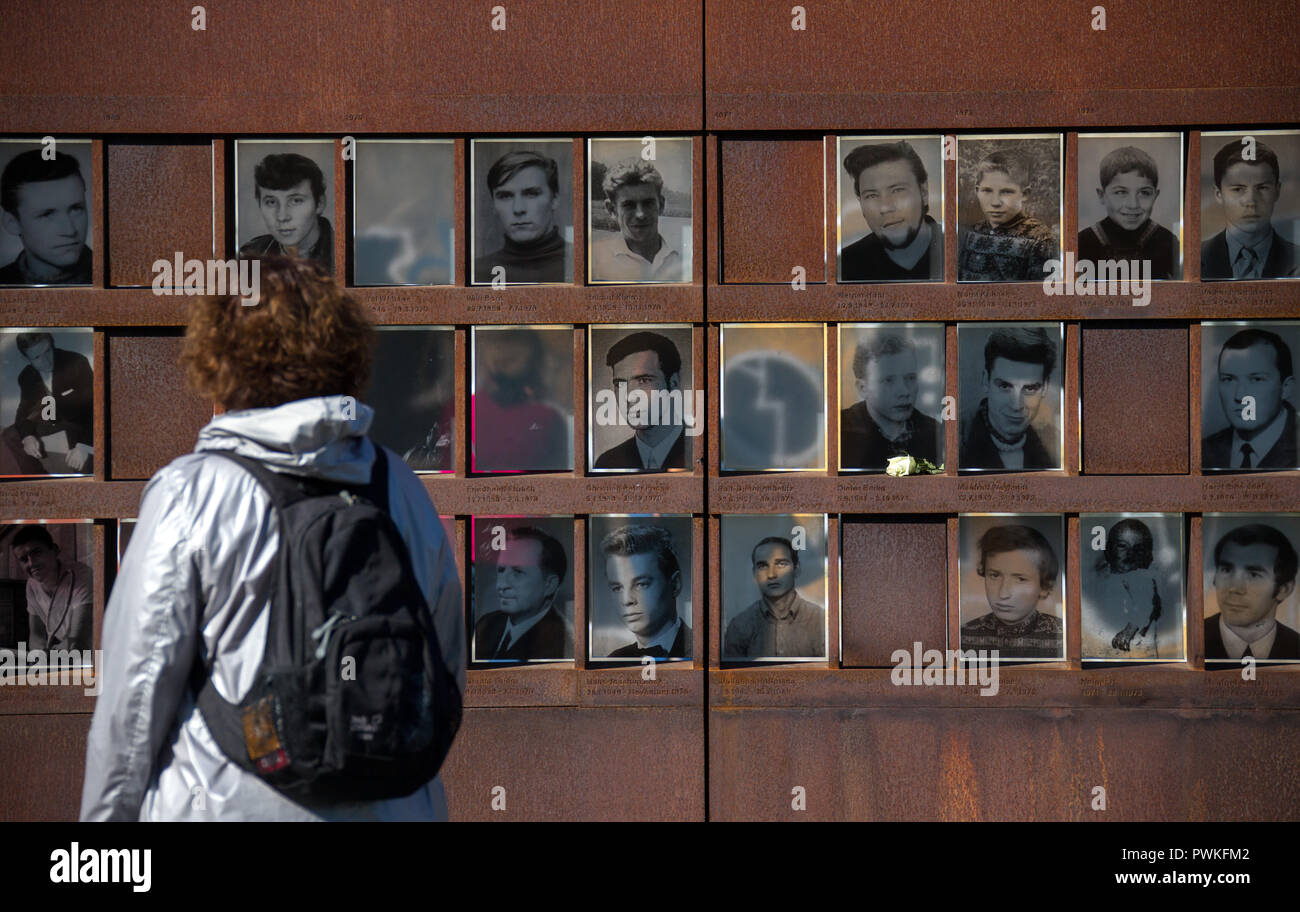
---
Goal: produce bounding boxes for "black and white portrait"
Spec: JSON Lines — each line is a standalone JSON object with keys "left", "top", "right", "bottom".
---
{"left": 956, "top": 135, "right": 1062, "bottom": 283}
{"left": 838, "top": 322, "right": 945, "bottom": 472}
{"left": 235, "top": 139, "right": 335, "bottom": 272}
{"left": 352, "top": 139, "right": 454, "bottom": 285}
{"left": 1080, "top": 513, "right": 1185, "bottom": 661}
{"left": 471, "top": 138, "right": 573, "bottom": 285}
{"left": 1201, "top": 321, "right": 1300, "bottom": 471}
{"left": 1199, "top": 130, "right": 1300, "bottom": 281}
{"left": 470, "top": 515, "right": 575, "bottom": 663}
{"left": 0, "top": 327, "right": 94, "bottom": 478}
{"left": 588, "top": 137, "right": 692, "bottom": 284}
{"left": 720, "top": 323, "right": 826, "bottom": 471}
{"left": 471, "top": 325, "right": 573, "bottom": 473}
{"left": 959, "top": 514, "right": 1065, "bottom": 662}
{"left": 1077, "top": 133, "right": 1184, "bottom": 280}
{"left": 589, "top": 514, "right": 693, "bottom": 661}
{"left": 721, "top": 513, "right": 828, "bottom": 662}
{"left": 366, "top": 326, "right": 455, "bottom": 474}
{"left": 1203, "top": 513, "right": 1300, "bottom": 663}
{"left": 958, "top": 322, "right": 1064, "bottom": 472}
{"left": 0, "top": 139, "right": 93, "bottom": 287}
{"left": 588, "top": 324, "right": 694, "bottom": 473}
{"left": 0, "top": 520, "right": 94, "bottom": 657}
{"left": 836, "top": 135, "right": 944, "bottom": 283}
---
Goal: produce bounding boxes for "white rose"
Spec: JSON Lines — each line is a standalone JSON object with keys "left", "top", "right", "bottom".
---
{"left": 885, "top": 455, "right": 916, "bottom": 477}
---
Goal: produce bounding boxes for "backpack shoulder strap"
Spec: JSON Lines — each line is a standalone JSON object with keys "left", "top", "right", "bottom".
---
{"left": 365, "top": 444, "right": 391, "bottom": 512}
{"left": 205, "top": 449, "right": 307, "bottom": 511}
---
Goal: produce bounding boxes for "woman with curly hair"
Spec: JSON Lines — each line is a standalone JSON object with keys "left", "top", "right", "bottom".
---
{"left": 81, "top": 257, "right": 464, "bottom": 821}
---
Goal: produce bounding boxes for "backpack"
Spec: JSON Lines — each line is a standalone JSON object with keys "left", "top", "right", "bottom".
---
{"left": 193, "top": 446, "right": 462, "bottom": 802}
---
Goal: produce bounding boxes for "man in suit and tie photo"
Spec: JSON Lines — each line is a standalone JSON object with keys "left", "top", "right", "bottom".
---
{"left": 598, "top": 524, "right": 692, "bottom": 660}
{"left": 1205, "top": 523, "right": 1299, "bottom": 661}
{"left": 474, "top": 526, "right": 572, "bottom": 662}
{"left": 1202, "top": 327, "right": 1299, "bottom": 471}
{"left": 1201, "top": 138, "right": 1299, "bottom": 280}
{"left": 592, "top": 330, "right": 688, "bottom": 472}
{"left": 0, "top": 331, "right": 94, "bottom": 476}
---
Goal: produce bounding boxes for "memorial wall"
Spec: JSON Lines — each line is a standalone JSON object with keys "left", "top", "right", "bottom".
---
{"left": 0, "top": 0, "right": 1298, "bottom": 821}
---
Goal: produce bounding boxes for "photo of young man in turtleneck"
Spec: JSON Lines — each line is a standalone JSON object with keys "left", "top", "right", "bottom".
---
{"left": 472, "top": 144, "right": 572, "bottom": 285}
{"left": 959, "top": 324, "right": 1063, "bottom": 472}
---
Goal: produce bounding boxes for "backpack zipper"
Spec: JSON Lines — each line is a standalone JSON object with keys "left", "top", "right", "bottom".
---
{"left": 310, "top": 612, "right": 355, "bottom": 660}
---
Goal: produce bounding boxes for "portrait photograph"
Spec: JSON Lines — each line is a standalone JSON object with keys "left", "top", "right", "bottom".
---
{"left": 0, "top": 520, "right": 95, "bottom": 661}
{"left": 836, "top": 135, "right": 945, "bottom": 283}
{"left": 1199, "top": 130, "right": 1300, "bottom": 281}
{"left": 0, "top": 327, "right": 94, "bottom": 478}
{"left": 1203, "top": 513, "right": 1300, "bottom": 663}
{"left": 471, "top": 138, "right": 574, "bottom": 286}
{"left": 958, "top": 513, "right": 1066, "bottom": 662}
{"left": 588, "top": 324, "right": 694, "bottom": 473}
{"left": 352, "top": 139, "right": 454, "bottom": 286}
{"left": 588, "top": 514, "right": 693, "bottom": 662}
{"left": 588, "top": 137, "right": 692, "bottom": 284}
{"left": 837, "top": 322, "right": 945, "bottom": 472}
{"left": 1077, "top": 133, "right": 1184, "bottom": 280}
{"left": 957, "top": 322, "right": 1064, "bottom": 473}
{"left": 1201, "top": 321, "right": 1300, "bottom": 471}
{"left": 0, "top": 138, "right": 94, "bottom": 287}
{"left": 471, "top": 325, "right": 573, "bottom": 474}
{"left": 956, "top": 134, "right": 1062, "bottom": 283}
{"left": 720, "top": 323, "right": 826, "bottom": 472}
{"left": 470, "top": 515, "right": 575, "bottom": 664}
{"left": 721, "top": 513, "right": 828, "bottom": 662}
{"left": 234, "top": 139, "right": 335, "bottom": 272}
{"left": 1080, "top": 513, "right": 1186, "bottom": 662}
{"left": 366, "top": 326, "right": 455, "bottom": 474}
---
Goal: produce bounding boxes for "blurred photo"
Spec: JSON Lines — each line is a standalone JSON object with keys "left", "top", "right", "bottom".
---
{"left": 1081, "top": 514, "right": 1185, "bottom": 661}
{"left": 721, "top": 324, "right": 826, "bottom": 471}
{"left": 353, "top": 139, "right": 454, "bottom": 285}
{"left": 472, "top": 325, "right": 572, "bottom": 473}
{"left": 366, "top": 327, "right": 455, "bottom": 473}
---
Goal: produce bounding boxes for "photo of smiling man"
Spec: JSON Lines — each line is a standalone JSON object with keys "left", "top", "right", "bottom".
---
{"left": 959, "top": 514, "right": 1066, "bottom": 662}
{"left": 1077, "top": 134, "right": 1183, "bottom": 280}
{"left": 589, "top": 515, "right": 693, "bottom": 661}
{"left": 837, "top": 136, "right": 944, "bottom": 282}
{"left": 235, "top": 140, "right": 334, "bottom": 272}
{"left": 472, "top": 139, "right": 573, "bottom": 285}
{"left": 0, "top": 140, "right": 93, "bottom": 287}
{"left": 1200, "top": 130, "right": 1300, "bottom": 280}
{"left": 958, "top": 323, "right": 1064, "bottom": 472}
{"left": 1203, "top": 514, "right": 1300, "bottom": 663}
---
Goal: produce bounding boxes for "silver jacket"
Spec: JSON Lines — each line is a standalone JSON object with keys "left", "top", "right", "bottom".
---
{"left": 80, "top": 396, "right": 467, "bottom": 821}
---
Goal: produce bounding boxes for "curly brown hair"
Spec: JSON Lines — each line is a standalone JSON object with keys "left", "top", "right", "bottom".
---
{"left": 180, "top": 257, "right": 372, "bottom": 411}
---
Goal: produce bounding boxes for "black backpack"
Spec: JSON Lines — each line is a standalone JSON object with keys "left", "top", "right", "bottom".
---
{"left": 193, "top": 446, "right": 462, "bottom": 802}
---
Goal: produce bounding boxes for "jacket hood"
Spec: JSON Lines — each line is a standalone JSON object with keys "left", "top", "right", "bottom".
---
{"left": 195, "top": 395, "right": 376, "bottom": 484}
